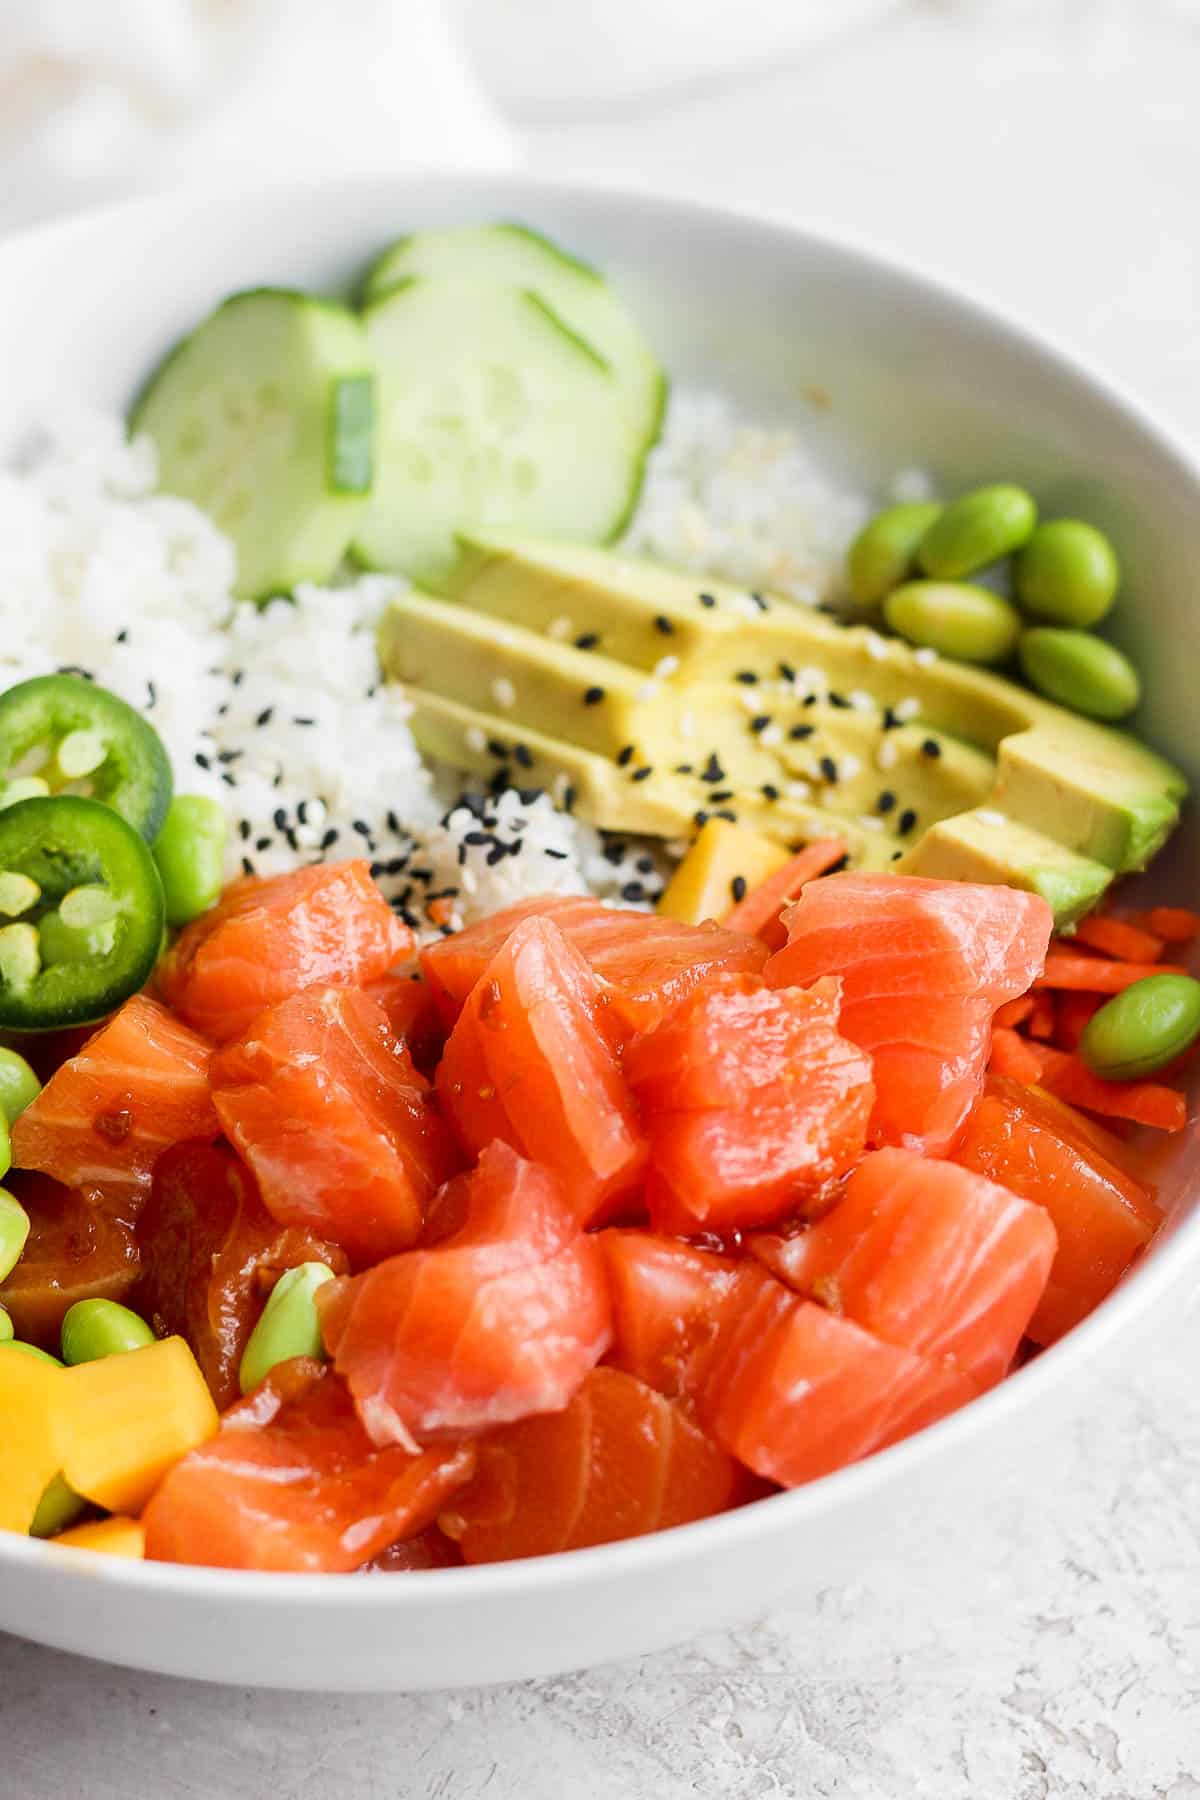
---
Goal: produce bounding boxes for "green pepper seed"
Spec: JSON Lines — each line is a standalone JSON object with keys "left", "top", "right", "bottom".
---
{"left": 0, "top": 872, "right": 40, "bottom": 917}
{"left": 917, "top": 483, "right": 1037, "bottom": 578}
{"left": 0, "top": 1047, "right": 41, "bottom": 1124}
{"left": 30, "top": 1473, "right": 86, "bottom": 1539}
{"left": 1018, "top": 627, "right": 1140, "bottom": 720}
{"left": 37, "top": 907, "right": 117, "bottom": 968}
{"left": 0, "top": 1305, "right": 12, "bottom": 1343}
{"left": 1079, "top": 974, "right": 1200, "bottom": 1082}
{"left": 883, "top": 580, "right": 1021, "bottom": 665}
{"left": 0, "top": 777, "right": 50, "bottom": 810}
{"left": 1, "top": 1340, "right": 62, "bottom": 1364}
{"left": 55, "top": 729, "right": 108, "bottom": 781}
{"left": 0, "top": 1188, "right": 29, "bottom": 1282}
{"left": 845, "top": 501, "right": 943, "bottom": 608}
{"left": 1013, "top": 519, "right": 1120, "bottom": 627}
{"left": 153, "top": 795, "right": 228, "bottom": 928}
{"left": 239, "top": 1262, "right": 336, "bottom": 1396}
{"left": 59, "top": 883, "right": 119, "bottom": 931}
{"left": 0, "top": 921, "right": 41, "bottom": 991}
{"left": 60, "top": 1297, "right": 156, "bottom": 1365}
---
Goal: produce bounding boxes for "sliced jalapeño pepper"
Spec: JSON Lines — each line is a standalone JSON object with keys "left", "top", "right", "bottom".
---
{"left": 0, "top": 675, "right": 172, "bottom": 842}
{"left": 0, "top": 795, "right": 164, "bottom": 1031}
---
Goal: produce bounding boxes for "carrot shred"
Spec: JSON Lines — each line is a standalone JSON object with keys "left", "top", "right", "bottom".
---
{"left": 724, "top": 837, "right": 847, "bottom": 952}
{"left": 1132, "top": 906, "right": 1200, "bottom": 944}
{"left": 1054, "top": 991, "right": 1102, "bottom": 1052}
{"left": 1026, "top": 993, "right": 1057, "bottom": 1039}
{"left": 1073, "top": 916, "right": 1164, "bottom": 964}
{"left": 1034, "top": 951, "right": 1188, "bottom": 994}
{"left": 1030, "top": 1043, "right": 1188, "bottom": 1132}
{"left": 988, "top": 1027, "right": 1042, "bottom": 1085}
{"left": 993, "top": 996, "right": 1034, "bottom": 1030}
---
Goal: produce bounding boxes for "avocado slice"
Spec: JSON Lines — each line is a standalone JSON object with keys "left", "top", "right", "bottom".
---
{"left": 899, "top": 810, "right": 1112, "bottom": 927}
{"left": 993, "top": 722, "right": 1187, "bottom": 872}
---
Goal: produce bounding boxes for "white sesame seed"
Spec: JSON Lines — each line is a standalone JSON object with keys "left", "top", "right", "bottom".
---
{"left": 856, "top": 814, "right": 887, "bottom": 833}
{"left": 679, "top": 711, "right": 697, "bottom": 739}
{"left": 465, "top": 725, "right": 487, "bottom": 753}
{"left": 491, "top": 677, "right": 516, "bottom": 709}
{"left": 895, "top": 696, "right": 921, "bottom": 721}
{"left": 786, "top": 779, "right": 813, "bottom": 801}
{"left": 797, "top": 666, "right": 824, "bottom": 691}
{"left": 295, "top": 823, "right": 321, "bottom": 849}
{"left": 547, "top": 616, "right": 573, "bottom": 641}
{"left": 759, "top": 724, "right": 783, "bottom": 748}
{"left": 460, "top": 866, "right": 479, "bottom": 894}
{"left": 864, "top": 631, "right": 889, "bottom": 661}
{"left": 665, "top": 838, "right": 691, "bottom": 859}
{"left": 914, "top": 646, "right": 939, "bottom": 666}
{"left": 495, "top": 628, "right": 517, "bottom": 650}
{"left": 976, "top": 808, "right": 1007, "bottom": 828}
{"left": 876, "top": 740, "right": 899, "bottom": 770}
{"left": 738, "top": 689, "right": 761, "bottom": 714}
{"left": 848, "top": 689, "right": 876, "bottom": 712}
{"left": 653, "top": 654, "right": 680, "bottom": 679}
{"left": 733, "top": 593, "right": 761, "bottom": 618}
{"left": 636, "top": 680, "right": 660, "bottom": 703}
{"left": 839, "top": 753, "right": 862, "bottom": 780}
{"left": 552, "top": 772, "right": 570, "bottom": 804}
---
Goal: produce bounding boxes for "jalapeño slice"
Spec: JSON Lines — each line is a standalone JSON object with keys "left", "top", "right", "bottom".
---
{"left": 0, "top": 675, "right": 172, "bottom": 842}
{"left": 0, "top": 796, "right": 165, "bottom": 1031}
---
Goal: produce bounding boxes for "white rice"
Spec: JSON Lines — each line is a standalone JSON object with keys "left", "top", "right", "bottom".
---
{"left": 0, "top": 393, "right": 884, "bottom": 930}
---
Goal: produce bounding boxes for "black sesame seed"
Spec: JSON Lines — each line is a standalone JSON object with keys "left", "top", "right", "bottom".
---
{"left": 616, "top": 745, "right": 635, "bottom": 768}
{"left": 385, "top": 857, "right": 408, "bottom": 876}
{"left": 731, "top": 875, "right": 748, "bottom": 903}
{"left": 583, "top": 686, "right": 605, "bottom": 706}
{"left": 232, "top": 670, "right": 244, "bottom": 687}
{"left": 694, "top": 809, "right": 710, "bottom": 828}
{"left": 631, "top": 766, "right": 653, "bottom": 783}
{"left": 778, "top": 662, "right": 796, "bottom": 682}
{"left": 221, "top": 773, "right": 237, "bottom": 789}
{"left": 241, "top": 856, "right": 255, "bottom": 877}
{"left": 828, "top": 691, "right": 850, "bottom": 709}
{"left": 352, "top": 820, "right": 373, "bottom": 839}
{"left": 575, "top": 632, "right": 600, "bottom": 650}
{"left": 898, "top": 808, "right": 918, "bottom": 835}
{"left": 891, "top": 850, "right": 904, "bottom": 862}
{"left": 674, "top": 762, "right": 694, "bottom": 775}
{"left": 621, "top": 881, "right": 646, "bottom": 902}
{"left": 882, "top": 706, "right": 901, "bottom": 731}
{"left": 921, "top": 737, "right": 942, "bottom": 758}
{"left": 273, "top": 808, "right": 288, "bottom": 831}
{"left": 488, "top": 767, "right": 511, "bottom": 795}
{"left": 761, "top": 783, "right": 780, "bottom": 801}
{"left": 830, "top": 854, "right": 851, "bottom": 874}
{"left": 803, "top": 694, "right": 818, "bottom": 708}
{"left": 256, "top": 706, "right": 274, "bottom": 727}
{"left": 709, "top": 789, "right": 735, "bottom": 803}
{"left": 735, "top": 671, "right": 759, "bottom": 686}
{"left": 321, "top": 828, "right": 339, "bottom": 849}
{"left": 563, "top": 785, "right": 577, "bottom": 813}
{"left": 217, "top": 749, "right": 242, "bottom": 764}
{"left": 654, "top": 615, "right": 675, "bottom": 635}
{"left": 603, "top": 842, "right": 627, "bottom": 866}
{"left": 701, "top": 753, "right": 725, "bottom": 785}
{"left": 145, "top": 680, "right": 158, "bottom": 710}
{"left": 486, "top": 844, "right": 506, "bottom": 867}
{"left": 194, "top": 752, "right": 210, "bottom": 770}
{"left": 819, "top": 755, "right": 839, "bottom": 783}
{"left": 751, "top": 591, "right": 769, "bottom": 613}
{"left": 877, "top": 790, "right": 897, "bottom": 815}
{"left": 255, "top": 836, "right": 272, "bottom": 853}
{"left": 487, "top": 738, "right": 508, "bottom": 759}
{"left": 517, "top": 787, "right": 543, "bottom": 807}
{"left": 749, "top": 714, "right": 772, "bottom": 735}
{"left": 636, "top": 856, "right": 655, "bottom": 875}
{"left": 56, "top": 665, "right": 94, "bottom": 681}
{"left": 386, "top": 809, "right": 401, "bottom": 834}
{"left": 370, "top": 861, "right": 385, "bottom": 878}
{"left": 238, "top": 820, "right": 251, "bottom": 841}
{"left": 698, "top": 592, "right": 717, "bottom": 609}
{"left": 513, "top": 744, "right": 533, "bottom": 769}
{"left": 293, "top": 716, "right": 316, "bottom": 727}
{"left": 217, "top": 703, "right": 229, "bottom": 717}
{"left": 115, "top": 629, "right": 129, "bottom": 645}
{"left": 789, "top": 724, "right": 815, "bottom": 741}
{"left": 714, "top": 809, "right": 738, "bottom": 823}
{"left": 544, "top": 847, "right": 570, "bottom": 860}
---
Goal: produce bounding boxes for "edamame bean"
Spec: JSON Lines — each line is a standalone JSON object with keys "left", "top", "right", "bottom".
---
{"left": 30, "top": 1473, "right": 86, "bottom": 1539}
{"left": 883, "top": 580, "right": 1021, "bottom": 665}
{"left": 0, "top": 1116, "right": 10, "bottom": 1183}
{"left": 0, "top": 1047, "right": 40, "bottom": 1124}
{"left": 60, "top": 1297, "right": 155, "bottom": 1365}
{"left": 0, "top": 1187, "right": 29, "bottom": 1282}
{"left": 845, "top": 501, "right": 943, "bottom": 608}
{"left": 1013, "top": 519, "right": 1119, "bottom": 627}
{"left": 1, "top": 1340, "right": 62, "bottom": 1364}
{"left": 1019, "top": 627, "right": 1140, "bottom": 720}
{"left": 0, "top": 1305, "right": 12, "bottom": 1343}
{"left": 152, "top": 795, "right": 227, "bottom": 928}
{"left": 1079, "top": 973, "right": 1200, "bottom": 1081}
{"left": 239, "top": 1261, "right": 335, "bottom": 1395}
{"left": 917, "top": 483, "right": 1037, "bottom": 578}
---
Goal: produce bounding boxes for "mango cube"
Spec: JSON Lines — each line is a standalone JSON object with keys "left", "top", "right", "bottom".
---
{"left": 658, "top": 819, "right": 790, "bottom": 925}
{"left": 0, "top": 1349, "right": 65, "bottom": 1534}
{"left": 59, "top": 1336, "right": 218, "bottom": 1515}
{"left": 54, "top": 1515, "right": 146, "bottom": 1558}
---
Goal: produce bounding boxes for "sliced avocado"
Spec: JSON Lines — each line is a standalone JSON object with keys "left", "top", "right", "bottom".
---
{"left": 899, "top": 809, "right": 1112, "bottom": 926}
{"left": 993, "top": 722, "right": 1187, "bottom": 873}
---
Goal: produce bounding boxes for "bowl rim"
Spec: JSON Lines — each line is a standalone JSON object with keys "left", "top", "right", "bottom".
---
{"left": 1, "top": 167, "right": 1197, "bottom": 1607}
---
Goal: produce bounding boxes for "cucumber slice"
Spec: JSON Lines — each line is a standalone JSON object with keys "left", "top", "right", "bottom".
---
{"left": 131, "top": 289, "right": 375, "bottom": 601}
{"left": 352, "top": 278, "right": 649, "bottom": 588}
{"left": 362, "top": 223, "right": 666, "bottom": 449}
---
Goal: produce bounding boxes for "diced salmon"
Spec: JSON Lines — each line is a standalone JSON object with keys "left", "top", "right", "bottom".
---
{"left": 361, "top": 972, "right": 446, "bottom": 1077}
{"left": 599, "top": 1230, "right": 746, "bottom": 1404}
{"left": 142, "top": 1359, "right": 474, "bottom": 1573}
{"left": 439, "top": 1367, "right": 753, "bottom": 1563}
{"left": 159, "top": 861, "right": 412, "bottom": 1043}
{"left": 954, "top": 1076, "right": 1162, "bottom": 1343}
{"left": 421, "top": 893, "right": 768, "bottom": 1040}
{"left": 210, "top": 987, "right": 456, "bottom": 1267}
{"left": 702, "top": 1277, "right": 977, "bottom": 1488}
{"left": 435, "top": 917, "right": 646, "bottom": 1224}
{"left": 0, "top": 1173, "right": 140, "bottom": 1350}
{"left": 10, "top": 994, "right": 218, "bottom": 1208}
{"left": 136, "top": 1139, "right": 350, "bottom": 1408}
{"left": 753, "top": 1147, "right": 1056, "bottom": 1389}
{"left": 766, "top": 874, "right": 1052, "bottom": 1155}
{"left": 318, "top": 1142, "right": 611, "bottom": 1447}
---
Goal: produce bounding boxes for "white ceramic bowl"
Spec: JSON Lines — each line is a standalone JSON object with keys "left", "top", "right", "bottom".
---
{"left": 0, "top": 176, "right": 1196, "bottom": 1692}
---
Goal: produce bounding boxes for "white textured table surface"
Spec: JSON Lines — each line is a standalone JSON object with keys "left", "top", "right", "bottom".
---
{"left": 7, "top": 6, "right": 1200, "bottom": 1794}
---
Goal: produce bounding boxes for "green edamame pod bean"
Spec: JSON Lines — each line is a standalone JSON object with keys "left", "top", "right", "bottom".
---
{"left": 883, "top": 580, "right": 1021, "bottom": 665}
{"left": 0, "top": 1116, "right": 10, "bottom": 1182}
{"left": 60, "top": 1297, "right": 155, "bottom": 1364}
{"left": 239, "top": 1261, "right": 335, "bottom": 1395}
{"left": 1, "top": 1340, "right": 62, "bottom": 1364}
{"left": 30, "top": 1473, "right": 86, "bottom": 1539}
{"left": 153, "top": 795, "right": 227, "bottom": 928}
{"left": 0, "top": 1187, "right": 29, "bottom": 1283}
{"left": 1079, "top": 974, "right": 1200, "bottom": 1081}
{"left": 1019, "top": 627, "right": 1140, "bottom": 720}
{"left": 0, "top": 1305, "right": 12, "bottom": 1343}
{"left": 917, "top": 483, "right": 1037, "bottom": 578}
{"left": 0, "top": 1047, "right": 40, "bottom": 1124}
{"left": 845, "top": 501, "right": 943, "bottom": 608}
{"left": 1013, "top": 519, "right": 1119, "bottom": 627}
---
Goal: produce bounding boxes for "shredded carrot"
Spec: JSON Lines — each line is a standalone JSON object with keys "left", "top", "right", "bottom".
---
{"left": 1131, "top": 905, "right": 1200, "bottom": 944}
{"left": 1034, "top": 951, "right": 1188, "bottom": 994}
{"left": 1073, "top": 915, "right": 1164, "bottom": 964}
{"left": 988, "top": 1027, "right": 1042, "bottom": 1085}
{"left": 1030, "top": 1042, "right": 1188, "bottom": 1132}
{"left": 1055, "top": 990, "right": 1102, "bottom": 1052}
{"left": 1026, "top": 993, "right": 1057, "bottom": 1039}
{"left": 425, "top": 896, "right": 455, "bottom": 928}
{"left": 993, "top": 995, "right": 1034, "bottom": 1030}
{"left": 724, "top": 837, "right": 847, "bottom": 952}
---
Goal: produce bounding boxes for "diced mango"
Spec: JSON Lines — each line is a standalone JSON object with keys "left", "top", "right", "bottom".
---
{"left": 54, "top": 1515, "right": 146, "bottom": 1559}
{"left": 59, "top": 1336, "right": 219, "bottom": 1515}
{"left": 0, "top": 1348, "right": 66, "bottom": 1534}
{"left": 658, "top": 820, "right": 790, "bottom": 925}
